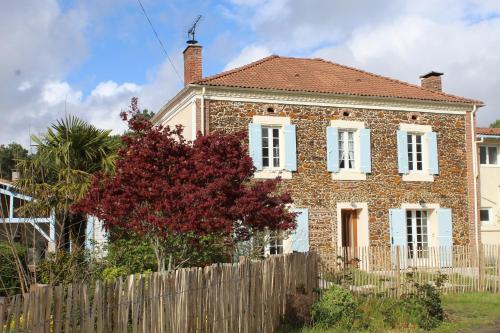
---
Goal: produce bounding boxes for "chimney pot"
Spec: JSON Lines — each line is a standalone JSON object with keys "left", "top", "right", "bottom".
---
{"left": 183, "top": 44, "right": 202, "bottom": 85}
{"left": 420, "top": 71, "right": 443, "bottom": 92}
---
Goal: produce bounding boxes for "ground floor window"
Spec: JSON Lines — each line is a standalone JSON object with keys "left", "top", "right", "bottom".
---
{"left": 269, "top": 236, "right": 283, "bottom": 255}
{"left": 480, "top": 208, "right": 492, "bottom": 224}
{"left": 406, "top": 209, "right": 429, "bottom": 259}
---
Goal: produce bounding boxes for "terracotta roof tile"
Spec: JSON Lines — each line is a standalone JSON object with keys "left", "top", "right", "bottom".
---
{"left": 476, "top": 127, "right": 500, "bottom": 135}
{"left": 195, "top": 55, "right": 482, "bottom": 104}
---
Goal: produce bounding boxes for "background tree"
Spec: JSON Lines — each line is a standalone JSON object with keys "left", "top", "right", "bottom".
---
{"left": 16, "top": 116, "right": 120, "bottom": 252}
{"left": 0, "top": 143, "right": 28, "bottom": 180}
{"left": 75, "top": 98, "right": 296, "bottom": 271}
{"left": 490, "top": 119, "right": 500, "bottom": 128}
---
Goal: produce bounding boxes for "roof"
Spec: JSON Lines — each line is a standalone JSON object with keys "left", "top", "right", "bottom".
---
{"left": 195, "top": 55, "right": 482, "bottom": 105}
{"left": 476, "top": 127, "right": 500, "bottom": 136}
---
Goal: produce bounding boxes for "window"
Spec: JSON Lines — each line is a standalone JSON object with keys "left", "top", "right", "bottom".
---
{"left": 407, "top": 133, "right": 423, "bottom": 172}
{"left": 269, "top": 237, "right": 283, "bottom": 255}
{"left": 339, "top": 130, "right": 355, "bottom": 170}
{"left": 406, "top": 210, "right": 429, "bottom": 259}
{"left": 480, "top": 208, "right": 492, "bottom": 224}
{"left": 480, "top": 146, "right": 498, "bottom": 165}
{"left": 262, "top": 126, "right": 281, "bottom": 169}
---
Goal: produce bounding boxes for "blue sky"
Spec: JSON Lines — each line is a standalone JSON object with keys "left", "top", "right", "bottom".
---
{"left": 2, "top": 0, "right": 500, "bottom": 146}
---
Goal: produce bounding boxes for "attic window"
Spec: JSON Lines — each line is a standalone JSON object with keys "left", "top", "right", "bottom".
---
{"left": 343, "top": 111, "right": 350, "bottom": 117}
{"left": 267, "top": 107, "right": 275, "bottom": 113}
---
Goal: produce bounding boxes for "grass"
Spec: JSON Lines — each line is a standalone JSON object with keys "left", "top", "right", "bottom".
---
{"left": 279, "top": 293, "right": 500, "bottom": 333}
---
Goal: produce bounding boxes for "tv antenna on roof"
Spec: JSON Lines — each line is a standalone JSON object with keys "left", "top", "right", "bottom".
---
{"left": 187, "top": 15, "right": 202, "bottom": 44}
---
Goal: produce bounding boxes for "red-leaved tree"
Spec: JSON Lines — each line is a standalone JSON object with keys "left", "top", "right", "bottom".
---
{"left": 74, "top": 98, "right": 296, "bottom": 270}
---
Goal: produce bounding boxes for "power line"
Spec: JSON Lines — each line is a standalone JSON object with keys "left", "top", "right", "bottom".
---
{"left": 136, "top": 0, "right": 182, "bottom": 83}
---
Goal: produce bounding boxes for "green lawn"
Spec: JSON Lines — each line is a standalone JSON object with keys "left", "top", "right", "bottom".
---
{"left": 279, "top": 293, "right": 500, "bottom": 333}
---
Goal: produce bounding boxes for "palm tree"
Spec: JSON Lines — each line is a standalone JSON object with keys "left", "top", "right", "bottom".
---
{"left": 16, "top": 116, "right": 120, "bottom": 252}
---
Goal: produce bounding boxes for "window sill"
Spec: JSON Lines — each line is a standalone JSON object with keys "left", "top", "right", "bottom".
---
{"left": 481, "top": 224, "right": 500, "bottom": 231}
{"left": 255, "top": 169, "right": 292, "bottom": 180}
{"left": 402, "top": 173, "right": 434, "bottom": 182}
{"left": 480, "top": 164, "right": 500, "bottom": 168}
{"left": 331, "top": 171, "right": 367, "bottom": 181}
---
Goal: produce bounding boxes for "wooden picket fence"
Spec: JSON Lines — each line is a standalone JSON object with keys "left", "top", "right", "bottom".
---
{"left": 0, "top": 252, "right": 318, "bottom": 333}
{"left": 318, "top": 244, "right": 500, "bottom": 297}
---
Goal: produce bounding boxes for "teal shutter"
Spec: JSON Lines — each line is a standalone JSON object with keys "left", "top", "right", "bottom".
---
{"left": 397, "top": 130, "right": 409, "bottom": 174}
{"left": 248, "top": 123, "right": 263, "bottom": 170}
{"left": 427, "top": 132, "right": 439, "bottom": 175}
{"left": 284, "top": 124, "right": 297, "bottom": 171}
{"left": 389, "top": 209, "right": 407, "bottom": 268}
{"left": 327, "top": 126, "right": 339, "bottom": 172}
{"left": 291, "top": 208, "right": 309, "bottom": 252}
{"left": 437, "top": 208, "right": 453, "bottom": 267}
{"left": 360, "top": 128, "right": 371, "bottom": 174}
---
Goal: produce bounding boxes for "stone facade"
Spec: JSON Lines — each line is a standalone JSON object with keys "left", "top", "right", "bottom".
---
{"left": 205, "top": 99, "right": 474, "bottom": 256}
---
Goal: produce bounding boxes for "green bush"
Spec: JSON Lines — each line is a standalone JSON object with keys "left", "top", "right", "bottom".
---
{"left": 311, "top": 285, "right": 357, "bottom": 328}
{"left": 0, "top": 241, "right": 27, "bottom": 296}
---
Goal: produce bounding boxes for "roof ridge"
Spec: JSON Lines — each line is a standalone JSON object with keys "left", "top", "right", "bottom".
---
{"left": 313, "top": 57, "right": 481, "bottom": 104}
{"left": 194, "top": 55, "right": 279, "bottom": 84}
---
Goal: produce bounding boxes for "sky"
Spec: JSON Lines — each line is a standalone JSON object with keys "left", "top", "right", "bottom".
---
{"left": 2, "top": 0, "right": 500, "bottom": 147}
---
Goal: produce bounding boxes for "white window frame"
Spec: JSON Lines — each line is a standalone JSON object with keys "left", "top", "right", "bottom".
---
{"left": 400, "top": 124, "right": 434, "bottom": 182}
{"left": 479, "top": 145, "right": 500, "bottom": 166}
{"left": 406, "top": 209, "right": 430, "bottom": 260}
{"left": 407, "top": 133, "right": 424, "bottom": 172}
{"left": 252, "top": 116, "right": 292, "bottom": 179}
{"left": 480, "top": 208, "right": 493, "bottom": 225}
{"left": 261, "top": 126, "right": 282, "bottom": 170}
{"left": 331, "top": 120, "right": 366, "bottom": 181}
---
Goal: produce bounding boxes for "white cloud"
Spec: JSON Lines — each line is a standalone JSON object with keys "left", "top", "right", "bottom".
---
{"left": 224, "top": 45, "right": 271, "bottom": 70}
{"left": 225, "top": 0, "right": 500, "bottom": 126}
{"left": 0, "top": 0, "right": 181, "bottom": 147}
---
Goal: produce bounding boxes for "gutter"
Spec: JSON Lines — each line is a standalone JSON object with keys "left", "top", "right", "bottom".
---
{"left": 470, "top": 105, "right": 480, "bottom": 254}
{"left": 201, "top": 87, "right": 206, "bottom": 134}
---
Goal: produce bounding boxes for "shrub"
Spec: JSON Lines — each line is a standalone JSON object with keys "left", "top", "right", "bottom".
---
{"left": 0, "top": 241, "right": 27, "bottom": 296}
{"left": 285, "top": 284, "right": 316, "bottom": 327}
{"left": 312, "top": 285, "right": 357, "bottom": 328}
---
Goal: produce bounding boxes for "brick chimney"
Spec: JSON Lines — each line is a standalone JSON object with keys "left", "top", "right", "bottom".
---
{"left": 183, "top": 44, "right": 202, "bottom": 85}
{"left": 420, "top": 71, "right": 443, "bottom": 92}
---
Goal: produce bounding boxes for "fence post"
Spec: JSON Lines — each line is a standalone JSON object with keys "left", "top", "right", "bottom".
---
{"left": 479, "top": 244, "right": 485, "bottom": 292}
{"left": 395, "top": 246, "right": 401, "bottom": 297}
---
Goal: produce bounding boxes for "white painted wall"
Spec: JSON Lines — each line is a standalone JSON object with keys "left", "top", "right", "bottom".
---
{"left": 479, "top": 138, "right": 500, "bottom": 244}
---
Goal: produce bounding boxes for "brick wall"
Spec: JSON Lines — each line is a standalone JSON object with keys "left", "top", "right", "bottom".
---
{"left": 206, "top": 100, "right": 474, "bottom": 255}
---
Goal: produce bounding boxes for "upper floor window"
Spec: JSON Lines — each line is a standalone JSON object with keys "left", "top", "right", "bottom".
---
{"left": 407, "top": 133, "right": 424, "bottom": 172}
{"left": 397, "top": 124, "right": 438, "bottom": 182}
{"left": 327, "top": 120, "right": 371, "bottom": 180}
{"left": 248, "top": 116, "right": 296, "bottom": 179}
{"left": 262, "top": 126, "right": 281, "bottom": 169}
{"left": 480, "top": 146, "right": 498, "bottom": 165}
{"left": 339, "top": 130, "right": 356, "bottom": 170}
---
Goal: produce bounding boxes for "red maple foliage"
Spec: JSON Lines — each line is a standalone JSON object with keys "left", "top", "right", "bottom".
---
{"left": 74, "top": 98, "right": 296, "bottom": 251}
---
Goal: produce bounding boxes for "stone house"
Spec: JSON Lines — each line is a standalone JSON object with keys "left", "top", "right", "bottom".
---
{"left": 476, "top": 127, "right": 500, "bottom": 245}
{"left": 152, "top": 42, "right": 483, "bottom": 265}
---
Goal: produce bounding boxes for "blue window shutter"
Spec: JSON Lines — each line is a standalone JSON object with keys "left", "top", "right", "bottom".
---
{"left": 359, "top": 128, "right": 371, "bottom": 174}
{"left": 291, "top": 208, "right": 309, "bottom": 252}
{"left": 248, "top": 123, "right": 263, "bottom": 170}
{"left": 284, "top": 124, "right": 297, "bottom": 171}
{"left": 397, "top": 130, "right": 409, "bottom": 174}
{"left": 437, "top": 208, "right": 453, "bottom": 267}
{"left": 85, "top": 216, "right": 94, "bottom": 250}
{"left": 427, "top": 132, "right": 439, "bottom": 175}
{"left": 389, "top": 208, "right": 407, "bottom": 268}
{"left": 327, "top": 126, "right": 339, "bottom": 172}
